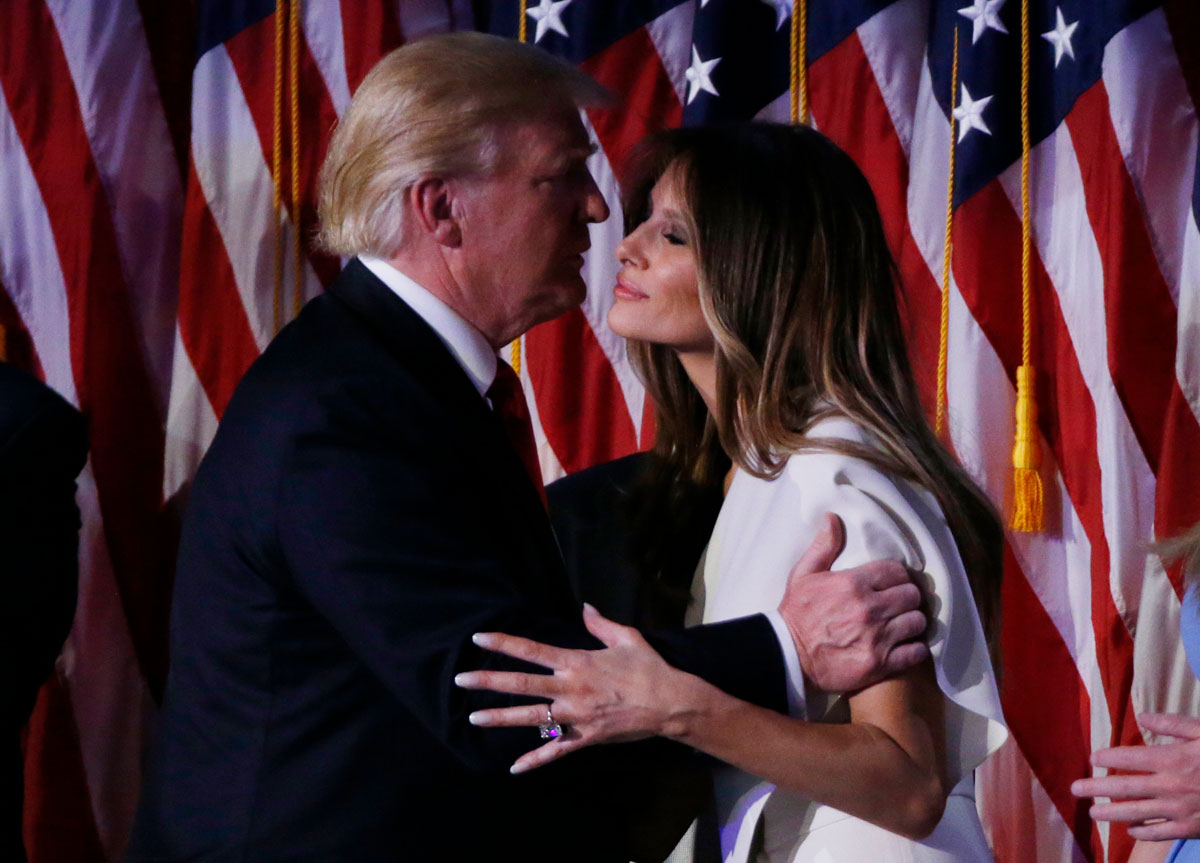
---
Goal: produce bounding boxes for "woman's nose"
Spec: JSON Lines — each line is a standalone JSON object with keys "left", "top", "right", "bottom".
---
{"left": 616, "top": 225, "right": 647, "bottom": 267}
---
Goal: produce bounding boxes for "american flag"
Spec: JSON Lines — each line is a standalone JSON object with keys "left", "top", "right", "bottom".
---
{"left": 3, "top": 1, "right": 1197, "bottom": 861}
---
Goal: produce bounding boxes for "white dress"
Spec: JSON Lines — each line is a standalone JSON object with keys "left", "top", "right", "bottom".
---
{"left": 697, "top": 416, "right": 1008, "bottom": 863}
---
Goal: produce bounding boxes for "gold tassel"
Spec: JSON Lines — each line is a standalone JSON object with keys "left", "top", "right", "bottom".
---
{"left": 1009, "top": 0, "right": 1043, "bottom": 533}
{"left": 1010, "top": 365, "right": 1044, "bottom": 531}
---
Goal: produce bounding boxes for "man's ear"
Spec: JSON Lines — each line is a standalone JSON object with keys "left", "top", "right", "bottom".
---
{"left": 408, "top": 177, "right": 461, "bottom": 248}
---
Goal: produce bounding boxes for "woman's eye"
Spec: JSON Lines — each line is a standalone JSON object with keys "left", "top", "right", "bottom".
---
{"left": 664, "top": 232, "right": 686, "bottom": 246}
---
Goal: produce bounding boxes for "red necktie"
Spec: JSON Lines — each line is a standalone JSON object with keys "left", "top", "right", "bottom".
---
{"left": 486, "top": 361, "right": 547, "bottom": 508}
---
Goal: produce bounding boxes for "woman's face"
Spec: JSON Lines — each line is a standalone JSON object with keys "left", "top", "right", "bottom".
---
{"left": 607, "top": 166, "right": 713, "bottom": 354}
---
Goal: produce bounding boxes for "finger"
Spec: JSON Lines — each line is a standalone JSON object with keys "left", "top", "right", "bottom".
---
{"left": 1139, "top": 712, "right": 1200, "bottom": 741}
{"left": 880, "top": 640, "right": 930, "bottom": 677}
{"left": 1072, "top": 777, "right": 1121, "bottom": 799}
{"left": 1129, "top": 820, "right": 1198, "bottom": 842}
{"left": 582, "top": 602, "right": 637, "bottom": 648}
{"left": 873, "top": 582, "right": 924, "bottom": 616}
{"left": 471, "top": 631, "right": 573, "bottom": 669}
{"left": 791, "top": 513, "right": 846, "bottom": 577}
{"left": 1070, "top": 773, "right": 1158, "bottom": 800}
{"left": 1088, "top": 799, "right": 1171, "bottom": 823}
{"left": 454, "top": 669, "right": 562, "bottom": 697}
{"left": 1091, "top": 743, "right": 1177, "bottom": 773}
{"left": 510, "top": 736, "right": 588, "bottom": 775}
{"left": 880, "top": 609, "right": 927, "bottom": 645}
{"left": 468, "top": 703, "right": 553, "bottom": 728}
{"left": 862, "top": 560, "right": 912, "bottom": 591}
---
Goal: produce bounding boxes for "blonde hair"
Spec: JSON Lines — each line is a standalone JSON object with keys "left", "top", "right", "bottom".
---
{"left": 625, "top": 124, "right": 1004, "bottom": 659}
{"left": 317, "top": 32, "right": 609, "bottom": 258}
{"left": 1156, "top": 521, "right": 1200, "bottom": 586}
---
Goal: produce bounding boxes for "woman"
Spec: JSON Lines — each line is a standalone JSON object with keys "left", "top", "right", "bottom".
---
{"left": 457, "top": 123, "right": 1008, "bottom": 861}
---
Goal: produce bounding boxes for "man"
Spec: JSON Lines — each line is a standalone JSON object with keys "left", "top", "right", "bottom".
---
{"left": 128, "top": 33, "right": 926, "bottom": 862}
{"left": 1, "top": 363, "right": 87, "bottom": 862}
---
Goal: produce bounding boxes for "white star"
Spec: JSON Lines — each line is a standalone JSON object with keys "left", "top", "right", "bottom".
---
{"left": 953, "top": 84, "right": 993, "bottom": 143}
{"left": 1042, "top": 7, "right": 1079, "bottom": 67}
{"left": 526, "top": 0, "right": 572, "bottom": 43}
{"left": 958, "top": 0, "right": 1008, "bottom": 44}
{"left": 684, "top": 45, "right": 721, "bottom": 104}
{"left": 761, "top": 0, "right": 791, "bottom": 30}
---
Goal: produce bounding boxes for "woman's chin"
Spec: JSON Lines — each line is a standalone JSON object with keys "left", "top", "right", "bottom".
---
{"left": 606, "top": 304, "right": 644, "bottom": 340}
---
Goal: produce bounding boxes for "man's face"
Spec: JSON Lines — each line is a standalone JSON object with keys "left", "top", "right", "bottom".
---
{"left": 453, "top": 103, "right": 610, "bottom": 345}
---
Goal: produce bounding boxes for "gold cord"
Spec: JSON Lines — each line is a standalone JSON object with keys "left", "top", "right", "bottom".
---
{"left": 512, "top": 1, "right": 529, "bottom": 375}
{"left": 789, "top": 1, "right": 808, "bottom": 124}
{"left": 510, "top": 338, "right": 522, "bottom": 376}
{"left": 290, "top": 0, "right": 302, "bottom": 319}
{"left": 1010, "top": 0, "right": 1044, "bottom": 531}
{"left": 936, "top": 27, "right": 959, "bottom": 438}
{"left": 272, "top": 0, "right": 285, "bottom": 334}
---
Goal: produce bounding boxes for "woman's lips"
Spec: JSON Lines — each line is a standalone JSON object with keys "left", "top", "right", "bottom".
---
{"left": 614, "top": 277, "right": 648, "bottom": 301}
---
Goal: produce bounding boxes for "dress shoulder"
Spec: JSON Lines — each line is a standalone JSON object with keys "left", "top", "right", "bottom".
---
{"left": 773, "top": 416, "right": 1008, "bottom": 780}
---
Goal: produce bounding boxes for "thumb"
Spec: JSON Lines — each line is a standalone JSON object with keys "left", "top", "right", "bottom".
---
{"left": 582, "top": 602, "right": 633, "bottom": 647}
{"left": 792, "top": 513, "right": 846, "bottom": 578}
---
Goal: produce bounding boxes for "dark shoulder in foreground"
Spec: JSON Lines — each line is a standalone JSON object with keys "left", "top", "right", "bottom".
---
{"left": 0, "top": 363, "right": 86, "bottom": 473}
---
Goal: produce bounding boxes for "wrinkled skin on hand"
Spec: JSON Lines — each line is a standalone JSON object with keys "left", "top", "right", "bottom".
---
{"left": 778, "top": 513, "right": 929, "bottom": 694}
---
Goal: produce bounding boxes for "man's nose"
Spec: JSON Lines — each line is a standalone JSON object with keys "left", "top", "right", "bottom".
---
{"left": 582, "top": 170, "right": 610, "bottom": 224}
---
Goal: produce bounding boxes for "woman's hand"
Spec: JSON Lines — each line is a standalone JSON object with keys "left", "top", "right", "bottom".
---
{"left": 1072, "top": 712, "right": 1200, "bottom": 841}
{"left": 454, "top": 603, "right": 706, "bottom": 774}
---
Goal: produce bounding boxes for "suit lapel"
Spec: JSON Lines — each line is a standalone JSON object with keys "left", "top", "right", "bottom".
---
{"left": 328, "top": 261, "right": 563, "bottom": 581}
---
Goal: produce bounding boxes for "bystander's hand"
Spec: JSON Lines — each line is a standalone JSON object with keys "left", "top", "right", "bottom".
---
{"left": 1072, "top": 712, "right": 1200, "bottom": 841}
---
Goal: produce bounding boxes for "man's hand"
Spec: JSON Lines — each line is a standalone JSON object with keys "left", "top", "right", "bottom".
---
{"left": 777, "top": 513, "right": 929, "bottom": 693}
{"left": 1072, "top": 712, "right": 1200, "bottom": 841}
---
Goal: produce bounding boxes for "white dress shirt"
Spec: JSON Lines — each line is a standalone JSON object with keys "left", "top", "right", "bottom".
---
{"left": 359, "top": 255, "right": 497, "bottom": 397}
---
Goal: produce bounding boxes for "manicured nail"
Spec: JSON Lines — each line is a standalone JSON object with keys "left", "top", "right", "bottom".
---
{"left": 468, "top": 711, "right": 490, "bottom": 726}
{"left": 509, "top": 762, "right": 528, "bottom": 775}
{"left": 582, "top": 602, "right": 597, "bottom": 614}
{"left": 454, "top": 672, "right": 474, "bottom": 687}
{"left": 472, "top": 633, "right": 494, "bottom": 647}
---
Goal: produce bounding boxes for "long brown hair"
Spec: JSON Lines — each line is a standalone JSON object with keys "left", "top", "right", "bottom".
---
{"left": 624, "top": 123, "right": 1004, "bottom": 656}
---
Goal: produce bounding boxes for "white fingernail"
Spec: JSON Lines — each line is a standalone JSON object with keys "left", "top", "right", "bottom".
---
{"left": 454, "top": 673, "right": 471, "bottom": 687}
{"left": 468, "top": 712, "right": 489, "bottom": 726}
{"left": 509, "top": 763, "right": 527, "bottom": 775}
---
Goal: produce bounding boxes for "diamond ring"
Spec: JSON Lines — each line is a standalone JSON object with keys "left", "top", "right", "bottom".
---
{"left": 538, "top": 704, "right": 563, "bottom": 740}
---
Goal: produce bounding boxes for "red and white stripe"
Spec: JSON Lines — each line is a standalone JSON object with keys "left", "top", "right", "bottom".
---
{"left": 4, "top": 4, "right": 1198, "bottom": 862}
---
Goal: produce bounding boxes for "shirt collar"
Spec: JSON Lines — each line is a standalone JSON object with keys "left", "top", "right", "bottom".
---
{"left": 359, "top": 255, "right": 498, "bottom": 398}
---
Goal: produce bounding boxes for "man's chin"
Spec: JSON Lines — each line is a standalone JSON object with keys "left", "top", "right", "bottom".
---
{"left": 546, "top": 278, "right": 588, "bottom": 314}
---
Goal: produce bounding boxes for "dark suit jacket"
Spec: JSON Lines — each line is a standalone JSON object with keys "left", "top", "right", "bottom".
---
{"left": 1, "top": 363, "right": 87, "bottom": 863}
{"left": 547, "top": 452, "right": 723, "bottom": 629}
{"left": 128, "top": 260, "right": 785, "bottom": 862}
